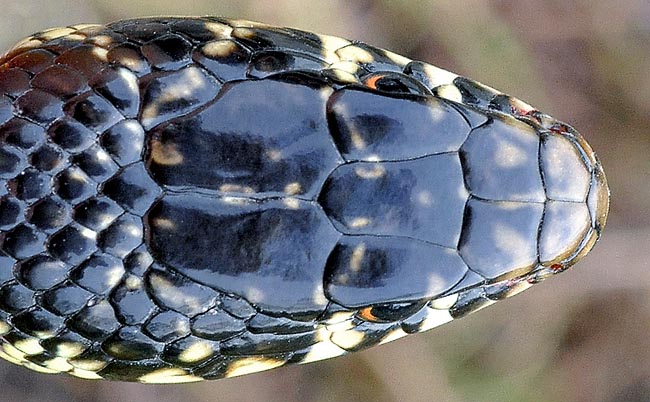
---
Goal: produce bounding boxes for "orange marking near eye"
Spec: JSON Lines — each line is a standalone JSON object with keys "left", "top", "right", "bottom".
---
{"left": 358, "top": 307, "right": 379, "bottom": 322}
{"left": 364, "top": 74, "right": 384, "bottom": 90}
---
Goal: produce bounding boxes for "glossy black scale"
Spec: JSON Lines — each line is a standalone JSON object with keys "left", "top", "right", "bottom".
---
{"left": 0, "top": 17, "right": 608, "bottom": 382}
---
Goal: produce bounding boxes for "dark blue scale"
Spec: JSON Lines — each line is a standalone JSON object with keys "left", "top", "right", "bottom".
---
{"left": 0, "top": 17, "right": 608, "bottom": 382}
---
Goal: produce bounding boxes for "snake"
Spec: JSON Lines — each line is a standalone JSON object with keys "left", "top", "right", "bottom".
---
{"left": 0, "top": 17, "right": 609, "bottom": 383}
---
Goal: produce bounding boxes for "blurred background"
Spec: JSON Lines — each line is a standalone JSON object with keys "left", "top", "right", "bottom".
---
{"left": 0, "top": 1, "right": 648, "bottom": 401}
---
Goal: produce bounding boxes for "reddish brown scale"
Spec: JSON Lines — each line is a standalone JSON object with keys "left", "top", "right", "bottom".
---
{"left": 550, "top": 263, "right": 565, "bottom": 272}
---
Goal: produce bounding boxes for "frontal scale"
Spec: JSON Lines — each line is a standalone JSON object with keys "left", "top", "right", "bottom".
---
{"left": 0, "top": 17, "right": 608, "bottom": 382}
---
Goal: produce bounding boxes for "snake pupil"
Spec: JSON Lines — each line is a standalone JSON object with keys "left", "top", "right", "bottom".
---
{"left": 374, "top": 77, "right": 411, "bottom": 93}
{"left": 361, "top": 301, "right": 428, "bottom": 323}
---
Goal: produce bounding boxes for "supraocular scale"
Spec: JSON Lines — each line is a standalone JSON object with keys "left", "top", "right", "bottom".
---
{"left": 0, "top": 17, "right": 608, "bottom": 383}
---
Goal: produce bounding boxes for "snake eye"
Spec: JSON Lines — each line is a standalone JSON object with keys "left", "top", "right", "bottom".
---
{"left": 358, "top": 301, "right": 427, "bottom": 323}
{"left": 363, "top": 72, "right": 430, "bottom": 96}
